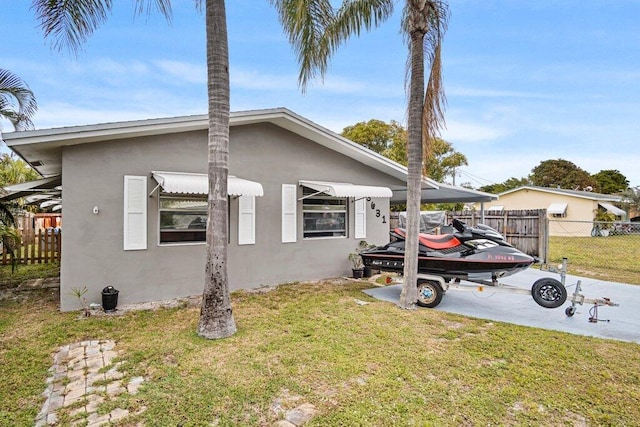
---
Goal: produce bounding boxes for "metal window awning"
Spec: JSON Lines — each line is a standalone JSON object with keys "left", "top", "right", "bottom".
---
{"left": 298, "top": 180, "right": 393, "bottom": 199}
{"left": 547, "top": 203, "right": 568, "bottom": 215}
{"left": 598, "top": 202, "right": 625, "bottom": 217}
{"left": 151, "top": 171, "right": 264, "bottom": 197}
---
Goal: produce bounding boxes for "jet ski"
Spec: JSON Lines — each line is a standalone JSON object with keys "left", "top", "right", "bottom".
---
{"left": 360, "top": 219, "right": 536, "bottom": 281}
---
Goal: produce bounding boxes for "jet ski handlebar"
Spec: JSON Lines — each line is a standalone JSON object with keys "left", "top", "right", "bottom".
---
{"left": 452, "top": 218, "right": 467, "bottom": 233}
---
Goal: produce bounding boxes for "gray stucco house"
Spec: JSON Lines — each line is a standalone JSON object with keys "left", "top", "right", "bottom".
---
{"left": 2, "top": 108, "right": 494, "bottom": 311}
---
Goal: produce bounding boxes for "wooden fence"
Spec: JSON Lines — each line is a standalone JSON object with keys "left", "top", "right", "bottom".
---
{"left": 447, "top": 209, "right": 548, "bottom": 260}
{"left": 1, "top": 228, "right": 62, "bottom": 265}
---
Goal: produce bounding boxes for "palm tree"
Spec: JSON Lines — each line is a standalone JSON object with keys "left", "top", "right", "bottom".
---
{"left": 273, "top": 1, "right": 448, "bottom": 309}
{"left": 197, "top": 0, "right": 237, "bottom": 338}
{"left": 397, "top": 1, "right": 448, "bottom": 309}
{"left": 0, "top": 68, "right": 37, "bottom": 131}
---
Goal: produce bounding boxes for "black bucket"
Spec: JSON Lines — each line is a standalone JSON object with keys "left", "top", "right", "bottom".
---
{"left": 101, "top": 286, "right": 119, "bottom": 312}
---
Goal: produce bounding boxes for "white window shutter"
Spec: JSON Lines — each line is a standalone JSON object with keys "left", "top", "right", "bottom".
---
{"left": 282, "top": 184, "right": 297, "bottom": 243}
{"left": 123, "top": 175, "right": 147, "bottom": 250}
{"left": 354, "top": 198, "right": 366, "bottom": 239}
{"left": 238, "top": 195, "right": 256, "bottom": 245}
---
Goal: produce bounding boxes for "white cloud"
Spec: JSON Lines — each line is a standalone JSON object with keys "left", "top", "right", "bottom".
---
{"left": 448, "top": 86, "right": 558, "bottom": 100}
{"left": 153, "top": 60, "right": 206, "bottom": 84}
{"left": 442, "top": 119, "right": 510, "bottom": 143}
{"left": 230, "top": 68, "right": 297, "bottom": 91}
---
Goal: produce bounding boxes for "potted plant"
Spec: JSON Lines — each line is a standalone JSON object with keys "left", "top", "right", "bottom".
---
{"left": 349, "top": 241, "right": 377, "bottom": 278}
{"left": 593, "top": 210, "right": 616, "bottom": 237}
{"left": 349, "top": 251, "right": 364, "bottom": 278}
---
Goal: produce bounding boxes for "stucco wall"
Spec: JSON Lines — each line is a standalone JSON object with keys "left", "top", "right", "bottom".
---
{"left": 60, "top": 123, "right": 404, "bottom": 310}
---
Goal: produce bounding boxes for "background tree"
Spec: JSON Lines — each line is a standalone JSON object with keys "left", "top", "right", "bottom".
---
{"left": 0, "top": 154, "right": 33, "bottom": 271}
{"left": 478, "top": 177, "right": 530, "bottom": 194}
{"left": 529, "top": 159, "right": 597, "bottom": 191}
{"left": 0, "top": 68, "right": 37, "bottom": 131}
{"left": 591, "top": 169, "right": 629, "bottom": 194}
{"left": 341, "top": 120, "right": 467, "bottom": 185}
{"left": 0, "top": 153, "right": 40, "bottom": 187}
{"left": 425, "top": 137, "right": 467, "bottom": 183}
{"left": 342, "top": 119, "right": 408, "bottom": 164}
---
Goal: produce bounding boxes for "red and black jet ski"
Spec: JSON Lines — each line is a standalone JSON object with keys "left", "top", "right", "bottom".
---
{"left": 360, "top": 219, "right": 536, "bottom": 281}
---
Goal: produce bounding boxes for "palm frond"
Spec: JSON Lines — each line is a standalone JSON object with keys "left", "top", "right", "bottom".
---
{"left": 269, "top": 0, "right": 334, "bottom": 90}
{"left": 32, "top": 0, "right": 172, "bottom": 52}
{"left": 0, "top": 224, "right": 21, "bottom": 272}
{"left": 271, "top": 0, "right": 394, "bottom": 91}
{"left": 0, "top": 69, "right": 37, "bottom": 130}
{"left": 0, "top": 204, "right": 15, "bottom": 227}
{"left": 134, "top": 0, "right": 173, "bottom": 21}
{"left": 329, "top": 0, "right": 394, "bottom": 48}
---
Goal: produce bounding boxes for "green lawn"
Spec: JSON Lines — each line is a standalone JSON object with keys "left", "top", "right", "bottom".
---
{"left": 1, "top": 281, "right": 639, "bottom": 426}
{"left": 549, "top": 235, "right": 640, "bottom": 285}
{"left": 0, "top": 262, "right": 60, "bottom": 289}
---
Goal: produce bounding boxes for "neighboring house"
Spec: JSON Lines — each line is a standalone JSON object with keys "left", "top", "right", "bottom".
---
{"left": 479, "top": 186, "right": 625, "bottom": 237}
{"left": 2, "top": 108, "right": 495, "bottom": 311}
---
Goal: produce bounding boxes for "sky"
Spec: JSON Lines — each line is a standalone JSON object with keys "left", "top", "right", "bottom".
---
{"left": 2, "top": 0, "right": 639, "bottom": 188}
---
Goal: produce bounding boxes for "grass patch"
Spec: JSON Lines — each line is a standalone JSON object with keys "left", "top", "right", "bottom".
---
{"left": 549, "top": 236, "right": 640, "bottom": 284}
{"left": 0, "top": 262, "right": 60, "bottom": 289}
{"left": 1, "top": 281, "right": 639, "bottom": 426}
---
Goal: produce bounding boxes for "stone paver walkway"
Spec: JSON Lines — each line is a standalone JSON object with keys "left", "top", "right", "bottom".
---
{"left": 36, "top": 340, "right": 144, "bottom": 426}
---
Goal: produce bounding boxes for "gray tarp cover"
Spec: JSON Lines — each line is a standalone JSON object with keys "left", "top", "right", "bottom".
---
{"left": 398, "top": 211, "right": 447, "bottom": 234}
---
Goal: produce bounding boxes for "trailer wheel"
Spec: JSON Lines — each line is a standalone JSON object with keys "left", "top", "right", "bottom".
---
{"left": 565, "top": 306, "right": 576, "bottom": 317}
{"left": 416, "top": 280, "right": 443, "bottom": 308}
{"left": 531, "top": 278, "right": 567, "bottom": 309}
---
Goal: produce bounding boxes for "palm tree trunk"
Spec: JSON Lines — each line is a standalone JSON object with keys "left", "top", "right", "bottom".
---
{"left": 398, "top": 27, "right": 425, "bottom": 309}
{"left": 198, "top": 0, "right": 237, "bottom": 339}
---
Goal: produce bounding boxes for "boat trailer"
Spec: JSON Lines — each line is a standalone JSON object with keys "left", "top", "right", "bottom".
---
{"left": 541, "top": 259, "right": 619, "bottom": 321}
{"left": 382, "top": 258, "right": 619, "bottom": 318}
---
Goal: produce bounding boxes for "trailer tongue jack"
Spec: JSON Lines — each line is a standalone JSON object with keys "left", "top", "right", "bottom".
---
{"left": 542, "top": 258, "right": 619, "bottom": 320}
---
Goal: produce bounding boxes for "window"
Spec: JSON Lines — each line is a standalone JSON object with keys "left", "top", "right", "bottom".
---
{"left": 302, "top": 187, "right": 347, "bottom": 238}
{"left": 159, "top": 195, "right": 207, "bottom": 243}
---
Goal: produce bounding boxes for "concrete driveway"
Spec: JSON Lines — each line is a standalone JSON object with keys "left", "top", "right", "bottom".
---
{"left": 362, "top": 268, "right": 640, "bottom": 344}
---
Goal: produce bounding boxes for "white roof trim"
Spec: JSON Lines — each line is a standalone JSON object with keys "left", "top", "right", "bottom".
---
{"left": 547, "top": 203, "right": 568, "bottom": 214}
{"left": 299, "top": 180, "right": 393, "bottom": 198}
{"left": 598, "top": 202, "right": 625, "bottom": 217}
{"left": 2, "top": 108, "right": 439, "bottom": 187}
{"left": 499, "top": 185, "right": 622, "bottom": 202}
{"left": 151, "top": 171, "right": 264, "bottom": 197}
{"left": 486, "top": 205, "right": 504, "bottom": 211}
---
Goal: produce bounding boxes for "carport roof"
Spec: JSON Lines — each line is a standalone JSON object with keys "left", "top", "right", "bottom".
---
{"left": 391, "top": 181, "right": 497, "bottom": 204}
{"left": 0, "top": 175, "right": 61, "bottom": 202}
